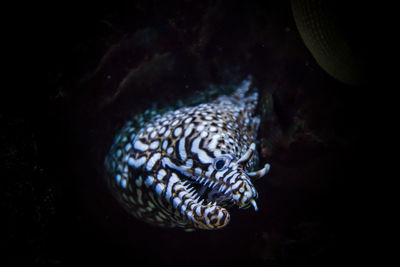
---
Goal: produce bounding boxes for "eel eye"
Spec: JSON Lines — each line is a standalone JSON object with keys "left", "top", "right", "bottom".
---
{"left": 213, "top": 156, "right": 231, "bottom": 171}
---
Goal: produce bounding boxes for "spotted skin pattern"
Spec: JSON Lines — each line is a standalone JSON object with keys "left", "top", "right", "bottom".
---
{"left": 105, "top": 77, "right": 270, "bottom": 230}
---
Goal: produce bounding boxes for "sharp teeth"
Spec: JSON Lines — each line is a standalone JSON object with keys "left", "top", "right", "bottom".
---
{"left": 188, "top": 186, "right": 195, "bottom": 193}
{"left": 198, "top": 185, "right": 207, "bottom": 196}
{"left": 219, "top": 184, "right": 226, "bottom": 193}
{"left": 208, "top": 201, "right": 216, "bottom": 206}
{"left": 218, "top": 184, "right": 224, "bottom": 192}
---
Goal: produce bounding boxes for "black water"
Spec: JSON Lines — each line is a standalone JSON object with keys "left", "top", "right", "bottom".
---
{"left": 3, "top": 1, "right": 378, "bottom": 266}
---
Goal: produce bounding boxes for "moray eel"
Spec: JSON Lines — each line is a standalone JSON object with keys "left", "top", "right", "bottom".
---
{"left": 104, "top": 76, "right": 270, "bottom": 230}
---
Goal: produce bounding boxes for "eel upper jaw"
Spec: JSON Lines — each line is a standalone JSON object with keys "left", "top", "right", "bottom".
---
{"left": 185, "top": 175, "right": 235, "bottom": 206}
{"left": 161, "top": 157, "right": 235, "bottom": 207}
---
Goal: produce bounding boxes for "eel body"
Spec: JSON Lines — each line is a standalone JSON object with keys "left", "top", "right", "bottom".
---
{"left": 105, "top": 76, "right": 270, "bottom": 230}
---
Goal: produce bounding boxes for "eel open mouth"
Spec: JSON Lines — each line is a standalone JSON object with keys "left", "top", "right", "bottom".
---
{"left": 183, "top": 176, "right": 234, "bottom": 207}
{"left": 159, "top": 144, "right": 270, "bottom": 229}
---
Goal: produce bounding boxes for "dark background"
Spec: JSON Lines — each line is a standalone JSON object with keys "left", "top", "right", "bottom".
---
{"left": 2, "top": 1, "right": 378, "bottom": 266}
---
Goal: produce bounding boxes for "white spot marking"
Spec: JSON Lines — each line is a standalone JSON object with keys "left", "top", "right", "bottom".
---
{"left": 149, "top": 140, "right": 160, "bottom": 150}
{"left": 205, "top": 165, "right": 214, "bottom": 177}
{"left": 196, "top": 124, "right": 205, "bottom": 132}
{"left": 121, "top": 179, "right": 127, "bottom": 189}
{"left": 130, "top": 133, "right": 135, "bottom": 141}
{"left": 213, "top": 149, "right": 222, "bottom": 157}
{"left": 174, "top": 127, "right": 182, "bottom": 137}
{"left": 208, "top": 134, "right": 220, "bottom": 150}
{"left": 115, "top": 174, "right": 121, "bottom": 183}
{"left": 231, "top": 180, "right": 243, "bottom": 190}
{"left": 155, "top": 183, "right": 165, "bottom": 195}
{"left": 158, "top": 126, "right": 166, "bottom": 135}
{"left": 144, "top": 176, "right": 155, "bottom": 187}
{"left": 164, "top": 129, "right": 171, "bottom": 138}
{"left": 180, "top": 204, "right": 187, "bottom": 214}
{"left": 232, "top": 194, "right": 240, "bottom": 201}
{"left": 162, "top": 140, "right": 168, "bottom": 150}
{"left": 146, "top": 153, "right": 161, "bottom": 171}
{"left": 173, "top": 197, "right": 181, "bottom": 208}
{"left": 178, "top": 138, "right": 187, "bottom": 161}
{"left": 166, "top": 173, "right": 180, "bottom": 200}
{"left": 217, "top": 211, "right": 224, "bottom": 222}
{"left": 223, "top": 171, "right": 237, "bottom": 183}
{"left": 133, "top": 140, "right": 148, "bottom": 151}
{"left": 195, "top": 205, "right": 202, "bottom": 216}
{"left": 215, "top": 168, "right": 229, "bottom": 179}
{"left": 127, "top": 156, "right": 147, "bottom": 168}
{"left": 171, "top": 120, "right": 179, "bottom": 127}
{"left": 185, "top": 159, "right": 193, "bottom": 168}
{"left": 157, "top": 169, "right": 167, "bottom": 181}
{"left": 184, "top": 123, "right": 195, "bottom": 137}
{"left": 194, "top": 167, "right": 202, "bottom": 175}
{"left": 178, "top": 191, "right": 186, "bottom": 199}
{"left": 244, "top": 190, "right": 252, "bottom": 198}
{"left": 229, "top": 173, "right": 241, "bottom": 184}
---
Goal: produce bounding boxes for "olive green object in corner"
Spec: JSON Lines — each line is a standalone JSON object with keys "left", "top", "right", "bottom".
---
{"left": 291, "top": 0, "right": 368, "bottom": 85}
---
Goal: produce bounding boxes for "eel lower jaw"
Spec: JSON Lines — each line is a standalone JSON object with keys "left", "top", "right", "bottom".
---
{"left": 173, "top": 174, "right": 260, "bottom": 229}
